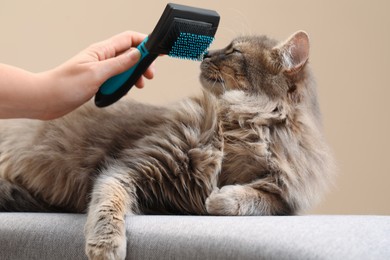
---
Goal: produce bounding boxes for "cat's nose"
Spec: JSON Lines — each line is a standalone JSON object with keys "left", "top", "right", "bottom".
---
{"left": 203, "top": 49, "right": 216, "bottom": 59}
{"left": 203, "top": 51, "right": 211, "bottom": 59}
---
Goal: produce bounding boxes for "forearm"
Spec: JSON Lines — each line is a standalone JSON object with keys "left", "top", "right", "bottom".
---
{"left": 0, "top": 63, "right": 95, "bottom": 120}
{"left": 0, "top": 31, "right": 153, "bottom": 120}
{"left": 0, "top": 63, "right": 48, "bottom": 119}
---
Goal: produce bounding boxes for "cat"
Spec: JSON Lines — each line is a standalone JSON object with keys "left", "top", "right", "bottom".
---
{"left": 0, "top": 31, "right": 334, "bottom": 260}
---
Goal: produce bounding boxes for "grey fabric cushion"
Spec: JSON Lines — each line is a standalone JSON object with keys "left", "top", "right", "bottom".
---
{"left": 0, "top": 213, "right": 389, "bottom": 260}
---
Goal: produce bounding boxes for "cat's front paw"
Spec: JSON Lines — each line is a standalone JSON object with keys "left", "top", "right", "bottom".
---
{"left": 85, "top": 235, "right": 126, "bottom": 260}
{"left": 206, "top": 185, "right": 251, "bottom": 216}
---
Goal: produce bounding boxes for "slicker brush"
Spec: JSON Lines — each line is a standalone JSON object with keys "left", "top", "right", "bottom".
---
{"left": 95, "top": 3, "right": 220, "bottom": 107}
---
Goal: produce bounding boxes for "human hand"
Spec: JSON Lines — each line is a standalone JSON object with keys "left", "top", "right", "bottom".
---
{"left": 39, "top": 31, "right": 155, "bottom": 119}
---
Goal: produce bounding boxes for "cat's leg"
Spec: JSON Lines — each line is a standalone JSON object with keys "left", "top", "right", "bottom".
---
{"left": 85, "top": 167, "right": 138, "bottom": 260}
{"left": 205, "top": 178, "right": 292, "bottom": 216}
{"left": 0, "top": 177, "right": 50, "bottom": 212}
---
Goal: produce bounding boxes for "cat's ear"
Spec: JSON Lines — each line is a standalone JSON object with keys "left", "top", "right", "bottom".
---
{"left": 271, "top": 31, "right": 310, "bottom": 75}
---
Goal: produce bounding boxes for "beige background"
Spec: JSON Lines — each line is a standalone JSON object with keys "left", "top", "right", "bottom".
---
{"left": 1, "top": 0, "right": 389, "bottom": 215}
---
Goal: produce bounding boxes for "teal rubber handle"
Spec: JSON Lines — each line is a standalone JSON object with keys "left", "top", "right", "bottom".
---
{"left": 99, "top": 37, "right": 149, "bottom": 95}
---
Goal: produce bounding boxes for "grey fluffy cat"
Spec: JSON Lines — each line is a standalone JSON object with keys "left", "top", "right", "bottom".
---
{"left": 0, "top": 31, "right": 334, "bottom": 260}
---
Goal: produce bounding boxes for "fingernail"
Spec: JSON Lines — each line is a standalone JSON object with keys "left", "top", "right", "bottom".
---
{"left": 128, "top": 48, "right": 141, "bottom": 61}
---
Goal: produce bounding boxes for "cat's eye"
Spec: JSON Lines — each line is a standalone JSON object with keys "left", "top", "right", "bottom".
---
{"left": 225, "top": 45, "right": 241, "bottom": 55}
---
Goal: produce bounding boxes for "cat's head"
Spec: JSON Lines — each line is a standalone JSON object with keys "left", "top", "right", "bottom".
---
{"left": 200, "top": 31, "right": 311, "bottom": 103}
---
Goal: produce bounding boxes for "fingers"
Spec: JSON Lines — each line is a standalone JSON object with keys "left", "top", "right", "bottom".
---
{"left": 89, "top": 31, "right": 156, "bottom": 87}
{"left": 143, "top": 62, "right": 155, "bottom": 80}
{"left": 96, "top": 49, "right": 141, "bottom": 81}
{"left": 134, "top": 62, "right": 156, "bottom": 88}
{"left": 135, "top": 76, "right": 145, "bottom": 89}
{"left": 134, "top": 67, "right": 155, "bottom": 89}
{"left": 89, "top": 31, "right": 147, "bottom": 61}
{"left": 95, "top": 49, "right": 156, "bottom": 86}
{"left": 107, "top": 31, "right": 147, "bottom": 53}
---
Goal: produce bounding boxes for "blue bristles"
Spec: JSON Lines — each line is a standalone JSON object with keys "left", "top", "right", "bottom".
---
{"left": 168, "top": 32, "right": 214, "bottom": 61}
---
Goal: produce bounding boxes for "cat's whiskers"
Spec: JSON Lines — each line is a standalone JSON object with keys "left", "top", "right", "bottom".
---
{"left": 220, "top": 71, "right": 241, "bottom": 89}
{"left": 217, "top": 26, "right": 239, "bottom": 41}
{"left": 227, "top": 8, "right": 253, "bottom": 36}
{"left": 211, "top": 78, "right": 218, "bottom": 89}
{"left": 217, "top": 73, "right": 228, "bottom": 92}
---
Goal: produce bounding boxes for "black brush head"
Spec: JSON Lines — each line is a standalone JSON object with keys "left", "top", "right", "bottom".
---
{"left": 145, "top": 3, "right": 220, "bottom": 59}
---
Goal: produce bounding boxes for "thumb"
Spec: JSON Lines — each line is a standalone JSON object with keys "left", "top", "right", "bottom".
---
{"left": 97, "top": 48, "right": 141, "bottom": 81}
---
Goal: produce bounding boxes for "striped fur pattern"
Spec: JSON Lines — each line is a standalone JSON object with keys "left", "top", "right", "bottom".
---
{"left": 0, "top": 31, "right": 334, "bottom": 260}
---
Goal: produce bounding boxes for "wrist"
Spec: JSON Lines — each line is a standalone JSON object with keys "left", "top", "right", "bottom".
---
{"left": 33, "top": 70, "right": 58, "bottom": 120}
{"left": 34, "top": 64, "right": 89, "bottom": 120}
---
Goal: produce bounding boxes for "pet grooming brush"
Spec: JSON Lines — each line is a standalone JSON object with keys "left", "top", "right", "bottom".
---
{"left": 95, "top": 3, "right": 220, "bottom": 107}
